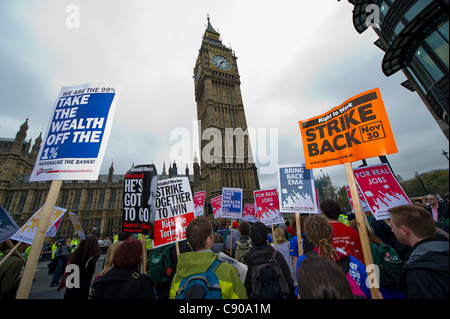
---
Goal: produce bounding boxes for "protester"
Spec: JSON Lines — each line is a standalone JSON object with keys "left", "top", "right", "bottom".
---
{"left": 271, "top": 227, "right": 294, "bottom": 280}
{"left": 225, "top": 221, "right": 240, "bottom": 257}
{"left": 0, "top": 241, "right": 29, "bottom": 299}
{"left": 285, "top": 220, "right": 296, "bottom": 238}
{"left": 62, "top": 235, "right": 100, "bottom": 299}
{"left": 150, "top": 239, "right": 191, "bottom": 299}
{"left": 169, "top": 217, "right": 247, "bottom": 299}
{"left": 297, "top": 215, "right": 370, "bottom": 299}
{"left": 389, "top": 204, "right": 449, "bottom": 299}
{"left": 90, "top": 238, "right": 157, "bottom": 299}
{"left": 215, "top": 218, "right": 231, "bottom": 256}
{"left": 212, "top": 233, "right": 227, "bottom": 254}
{"left": 242, "top": 222, "right": 295, "bottom": 299}
{"left": 235, "top": 221, "right": 252, "bottom": 262}
{"left": 320, "top": 199, "right": 365, "bottom": 265}
{"left": 297, "top": 255, "right": 354, "bottom": 299}
{"left": 349, "top": 220, "right": 405, "bottom": 299}
{"left": 365, "top": 211, "right": 409, "bottom": 261}
{"left": 50, "top": 238, "right": 72, "bottom": 287}
{"left": 425, "top": 194, "right": 449, "bottom": 222}
{"left": 289, "top": 215, "right": 315, "bottom": 276}
{"left": 93, "top": 240, "right": 123, "bottom": 283}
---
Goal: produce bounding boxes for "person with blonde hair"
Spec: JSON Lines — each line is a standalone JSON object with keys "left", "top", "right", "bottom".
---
{"left": 271, "top": 227, "right": 294, "bottom": 280}
{"left": 93, "top": 241, "right": 123, "bottom": 283}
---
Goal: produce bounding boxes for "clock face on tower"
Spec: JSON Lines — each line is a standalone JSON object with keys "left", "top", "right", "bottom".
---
{"left": 211, "top": 55, "right": 231, "bottom": 71}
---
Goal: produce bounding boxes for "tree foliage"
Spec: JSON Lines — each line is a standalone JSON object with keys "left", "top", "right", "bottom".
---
{"left": 400, "top": 169, "right": 449, "bottom": 199}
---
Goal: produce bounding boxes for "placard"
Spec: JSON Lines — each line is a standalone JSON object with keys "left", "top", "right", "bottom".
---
{"left": 354, "top": 163, "right": 411, "bottom": 220}
{"left": 242, "top": 204, "right": 256, "bottom": 223}
{"left": 122, "top": 164, "right": 158, "bottom": 234}
{"left": 68, "top": 212, "right": 85, "bottom": 240}
{"left": 194, "top": 191, "right": 206, "bottom": 217}
{"left": 153, "top": 177, "right": 195, "bottom": 248}
{"left": 345, "top": 185, "right": 370, "bottom": 213}
{"left": 29, "top": 83, "right": 120, "bottom": 181}
{"left": 0, "top": 206, "right": 19, "bottom": 243}
{"left": 254, "top": 189, "right": 283, "bottom": 226}
{"left": 221, "top": 187, "right": 243, "bottom": 219}
{"left": 299, "top": 88, "right": 397, "bottom": 169}
{"left": 211, "top": 195, "right": 223, "bottom": 219}
{"left": 278, "top": 164, "right": 317, "bottom": 214}
{"left": 10, "top": 205, "right": 66, "bottom": 245}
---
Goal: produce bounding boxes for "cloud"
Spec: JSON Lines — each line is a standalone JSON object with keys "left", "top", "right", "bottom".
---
{"left": 1, "top": 0, "right": 447, "bottom": 193}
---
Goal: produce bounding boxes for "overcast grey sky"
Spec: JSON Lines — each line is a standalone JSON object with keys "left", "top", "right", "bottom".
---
{"left": 1, "top": 0, "right": 448, "bottom": 191}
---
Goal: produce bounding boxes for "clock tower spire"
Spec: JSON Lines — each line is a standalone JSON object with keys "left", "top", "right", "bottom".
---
{"left": 194, "top": 17, "right": 260, "bottom": 216}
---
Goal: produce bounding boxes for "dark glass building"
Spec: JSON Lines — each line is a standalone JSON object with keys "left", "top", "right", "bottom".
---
{"left": 348, "top": 0, "right": 449, "bottom": 139}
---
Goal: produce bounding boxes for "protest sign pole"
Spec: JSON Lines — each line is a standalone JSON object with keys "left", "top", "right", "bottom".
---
{"left": 344, "top": 163, "right": 380, "bottom": 299}
{"left": 230, "top": 219, "right": 233, "bottom": 256}
{"left": 295, "top": 213, "right": 303, "bottom": 256}
{"left": 0, "top": 241, "right": 23, "bottom": 268}
{"left": 16, "top": 179, "right": 62, "bottom": 299}
{"left": 6, "top": 240, "right": 26, "bottom": 264}
{"left": 175, "top": 241, "right": 180, "bottom": 256}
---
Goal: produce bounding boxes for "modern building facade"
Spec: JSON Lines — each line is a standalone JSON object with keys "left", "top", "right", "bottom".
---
{"left": 349, "top": 0, "right": 449, "bottom": 139}
{"left": 193, "top": 18, "right": 260, "bottom": 213}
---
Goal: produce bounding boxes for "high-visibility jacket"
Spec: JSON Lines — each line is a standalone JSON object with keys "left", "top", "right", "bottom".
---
{"left": 138, "top": 234, "right": 153, "bottom": 250}
{"left": 71, "top": 239, "right": 80, "bottom": 253}
{"left": 51, "top": 243, "right": 57, "bottom": 259}
{"left": 23, "top": 246, "right": 31, "bottom": 260}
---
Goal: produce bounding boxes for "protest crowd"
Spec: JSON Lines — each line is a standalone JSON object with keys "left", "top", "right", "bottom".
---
{"left": 1, "top": 196, "right": 448, "bottom": 300}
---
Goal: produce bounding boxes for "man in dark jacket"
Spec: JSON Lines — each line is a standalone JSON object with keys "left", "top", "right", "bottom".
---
{"left": 425, "top": 194, "right": 449, "bottom": 222}
{"left": 389, "top": 205, "right": 449, "bottom": 299}
{"left": 242, "top": 222, "right": 295, "bottom": 299}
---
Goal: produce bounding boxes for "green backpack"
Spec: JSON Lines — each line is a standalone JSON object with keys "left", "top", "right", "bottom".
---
{"left": 148, "top": 243, "right": 175, "bottom": 284}
{"left": 370, "top": 242, "right": 402, "bottom": 288}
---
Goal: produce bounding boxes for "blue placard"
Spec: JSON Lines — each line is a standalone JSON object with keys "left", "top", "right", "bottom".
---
{"left": 278, "top": 164, "right": 318, "bottom": 214}
{"left": 221, "top": 187, "right": 243, "bottom": 219}
{"left": 30, "top": 83, "right": 119, "bottom": 181}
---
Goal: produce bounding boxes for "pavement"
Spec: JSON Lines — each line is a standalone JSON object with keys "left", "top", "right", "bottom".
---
{"left": 27, "top": 255, "right": 105, "bottom": 299}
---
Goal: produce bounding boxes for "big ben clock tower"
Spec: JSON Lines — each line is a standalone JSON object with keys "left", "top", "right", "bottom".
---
{"left": 194, "top": 17, "right": 260, "bottom": 214}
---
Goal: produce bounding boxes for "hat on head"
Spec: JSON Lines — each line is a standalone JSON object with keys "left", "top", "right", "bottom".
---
{"left": 249, "top": 222, "right": 268, "bottom": 246}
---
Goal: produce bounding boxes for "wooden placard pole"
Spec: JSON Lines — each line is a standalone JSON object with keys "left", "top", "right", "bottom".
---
{"left": 0, "top": 241, "right": 23, "bottom": 268}
{"left": 16, "top": 179, "right": 62, "bottom": 299}
{"left": 295, "top": 213, "right": 303, "bottom": 256}
{"left": 344, "top": 163, "right": 380, "bottom": 299}
{"left": 271, "top": 224, "right": 277, "bottom": 250}
{"left": 175, "top": 241, "right": 180, "bottom": 256}
{"left": 6, "top": 240, "right": 27, "bottom": 264}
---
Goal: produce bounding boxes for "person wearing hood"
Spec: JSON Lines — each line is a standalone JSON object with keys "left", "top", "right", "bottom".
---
{"left": 296, "top": 215, "right": 371, "bottom": 299}
{"left": 389, "top": 204, "right": 449, "bottom": 299}
{"left": 242, "top": 222, "right": 295, "bottom": 299}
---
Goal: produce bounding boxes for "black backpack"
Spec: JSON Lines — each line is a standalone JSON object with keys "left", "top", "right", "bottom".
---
{"left": 250, "top": 250, "right": 291, "bottom": 299}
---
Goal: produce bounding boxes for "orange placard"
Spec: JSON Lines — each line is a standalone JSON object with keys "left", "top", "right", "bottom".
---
{"left": 299, "top": 88, "right": 397, "bottom": 169}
